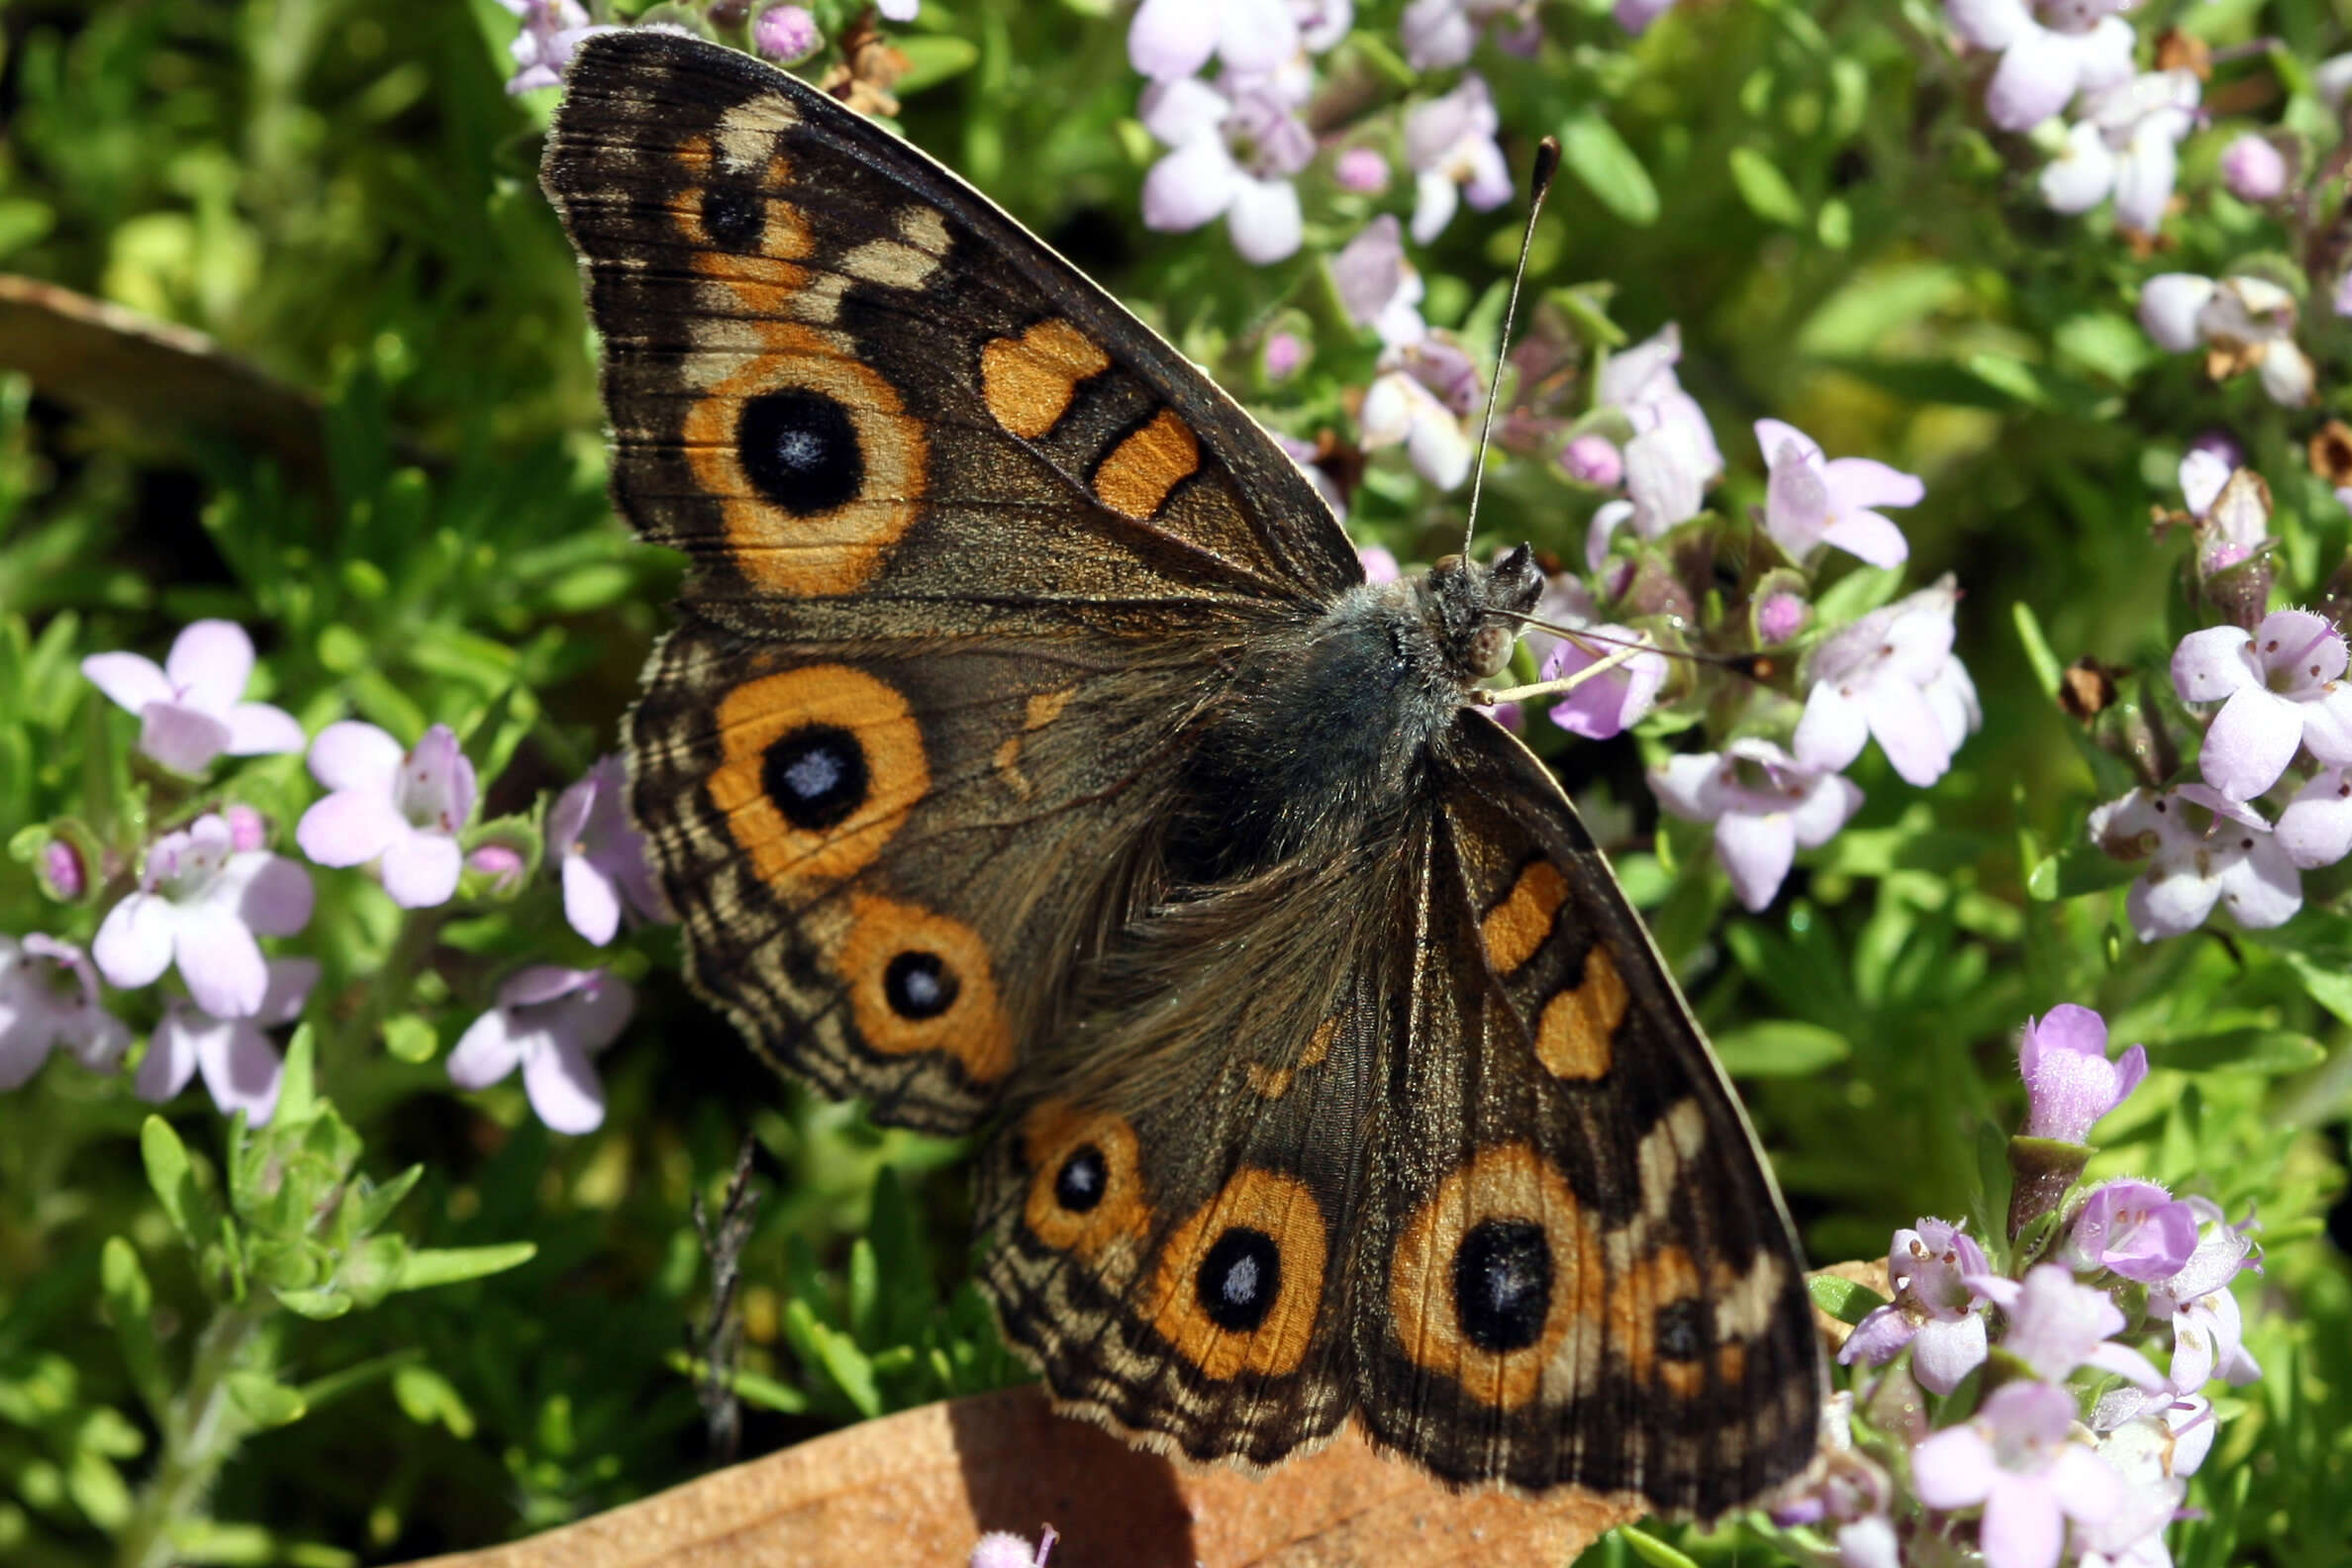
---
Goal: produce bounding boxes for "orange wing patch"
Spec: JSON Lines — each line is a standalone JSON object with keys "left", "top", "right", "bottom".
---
{"left": 706, "top": 665, "right": 928, "bottom": 891}
{"left": 1093, "top": 409, "right": 1201, "bottom": 520}
{"left": 1480, "top": 859, "right": 1568, "bottom": 975}
{"left": 980, "top": 319, "right": 1111, "bottom": 441}
{"left": 833, "top": 893, "right": 1015, "bottom": 1084}
{"left": 1144, "top": 1168, "right": 1328, "bottom": 1381}
{"left": 1533, "top": 944, "right": 1627, "bottom": 1082}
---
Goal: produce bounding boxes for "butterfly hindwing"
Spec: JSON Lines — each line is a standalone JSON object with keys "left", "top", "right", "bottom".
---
{"left": 1351, "top": 715, "right": 1820, "bottom": 1517}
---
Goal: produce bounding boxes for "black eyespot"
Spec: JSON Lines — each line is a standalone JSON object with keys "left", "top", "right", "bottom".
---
{"left": 738, "top": 388, "right": 862, "bottom": 516}
{"left": 1195, "top": 1226, "right": 1281, "bottom": 1332}
{"left": 1053, "top": 1145, "right": 1107, "bottom": 1214}
{"left": 701, "top": 185, "right": 766, "bottom": 250}
{"left": 1654, "top": 1297, "right": 1708, "bottom": 1361}
{"left": 1453, "top": 1219, "right": 1551, "bottom": 1353}
{"left": 883, "top": 949, "right": 958, "bottom": 1020}
{"left": 762, "top": 724, "right": 867, "bottom": 831}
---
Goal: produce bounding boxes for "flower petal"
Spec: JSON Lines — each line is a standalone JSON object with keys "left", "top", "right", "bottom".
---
{"left": 380, "top": 831, "right": 462, "bottom": 909}
{"left": 135, "top": 1009, "right": 206, "bottom": 1103}
{"left": 231, "top": 855, "right": 316, "bottom": 938}
{"left": 1819, "top": 509, "right": 1911, "bottom": 568}
{"left": 1127, "top": 0, "right": 1219, "bottom": 79}
{"left": 523, "top": 1034, "right": 609, "bottom": 1133}
{"left": 2170, "top": 626, "right": 2260, "bottom": 703}
{"left": 2278, "top": 769, "right": 2352, "bottom": 868}
{"left": 447, "top": 1006, "right": 525, "bottom": 1089}
{"left": 94, "top": 894, "right": 175, "bottom": 990}
{"left": 563, "top": 855, "right": 623, "bottom": 946}
{"left": 1715, "top": 807, "right": 1798, "bottom": 912}
{"left": 1911, "top": 1313, "right": 1989, "bottom": 1395}
{"left": 1794, "top": 683, "right": 1870, "bottom": 775}
{"left": 1986, "top": 27, "right": 2082, "bottom": 132}
{"left": 1141, "top": 139, "right": 1237, "bottom": 233}
{"left": 164, "top": 620, "right": 255, "bottom": 714}
{"left": 296, "top": 789, "right": 405, "bottom": 868}
{"left": 1225, "top": 175, "right": 1303, "bottom": 264}
{"left": 2198, "top": 686, "right": 2301, "bottom": 801}
{"left": 197, "top": 1021, "right": 284, "bottom": 1125}
{"left": 175, "top": 915, "right": 268, "bottom": 1020}
{"left": 307, "top": 720, "right": 405, "bottom": 794}
{"left": 1980, "top": 1472, "right": 2065, "bottom": 1568}
{"left": 138, "top": 704, "right": 234, "bottom": 776}
{"left": 224, "top": 702, "right": 305, "bottom": 756}
{"left": 1911, "top": 1426, "right": 1997, "bottom": 1509}
{"left": 80, "top": 652, "right": 171, "bottom": 716}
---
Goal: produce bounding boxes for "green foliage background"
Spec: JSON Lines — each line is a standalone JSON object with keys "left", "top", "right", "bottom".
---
{"left": 0, "top": 0, "right": 2346, "bottom": 1564}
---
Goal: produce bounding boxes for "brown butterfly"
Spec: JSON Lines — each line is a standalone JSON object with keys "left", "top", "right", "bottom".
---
{"left": 540, "top": 30, "right": 1822, "bottom": 1518}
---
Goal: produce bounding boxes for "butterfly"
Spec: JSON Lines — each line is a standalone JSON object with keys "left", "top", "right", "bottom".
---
{"left": 541, "top": 29, "right": 1823, "bottom": 1519}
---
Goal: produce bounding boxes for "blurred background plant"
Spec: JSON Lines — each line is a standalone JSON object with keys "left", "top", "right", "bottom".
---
{"left": 0, "top": 1, "right": 2347, "bottom": 1565}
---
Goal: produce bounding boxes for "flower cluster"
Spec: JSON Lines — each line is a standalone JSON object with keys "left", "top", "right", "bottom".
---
{"left": 2081, "top": 446, "right": 2352, "bottom": 939}
{"left": 2, "top": 618, "right": 668, "bottom": 1132}
{"left": 1494, "top": 314, "right": 1973, "bottom": 912}
{"left": 1792, "top": 1005, "right": 2260, "bottom": 1568}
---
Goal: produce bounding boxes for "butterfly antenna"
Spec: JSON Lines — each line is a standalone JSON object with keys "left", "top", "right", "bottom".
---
{"left": 1461, "top": 135, "right": 1561, "bottom": 558}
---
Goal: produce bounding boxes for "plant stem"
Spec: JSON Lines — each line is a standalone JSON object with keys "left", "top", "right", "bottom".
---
{"left": 115, "top": 1301, "right": 268, "bottom": 1568}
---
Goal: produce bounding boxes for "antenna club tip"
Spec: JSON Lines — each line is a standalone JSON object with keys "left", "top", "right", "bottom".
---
{"left": 1530, "top": 136, "right": 1561, "bottom": 197}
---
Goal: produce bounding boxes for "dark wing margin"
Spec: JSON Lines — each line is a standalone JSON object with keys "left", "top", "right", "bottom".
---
{"left": 1349, "top": 713, "right": 1823, "bottom": 1519}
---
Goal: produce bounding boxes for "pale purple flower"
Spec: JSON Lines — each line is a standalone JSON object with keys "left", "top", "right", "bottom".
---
{"left": 1357, "top": 543, "right": 1401, "bottom": 583}
{"left": 2176, "top": 448, "right": 2270, "bottom": 575}
{"left": 1912, "top": 1380, "right": 2126, "bottom": 1568}
{"left": 1649, "top": 738, "right": 1864, "bottom": 912}
{"left": 136, "top": 956, "right": 316, "bottom": 1125}
{"left": 1262, "top": 330, "right": 1307, "bottom": 381}
{"left": 1971, "top": 1264, "right": 2167, "bottom": 1388}
{"left": 1836, "top": 1218, "right": 1992, "bottom": 1394}
{"left": 969, "top": 1523, "right": 1057, "bottom": 1568}
{"left": 93, "top": 815, "right": 314, "bottom": 1020}
{"left": 224, "top": 803, "right": 267, "bottom": 852}
{"left": 1594, "top": 323, "right": 1724, "bottom": 483}
{"left": 1334, "top": 147, "right": 1389, "bottom": 192}
{"left": 1129, "top": 0, "right": 1300, "bottom": 80}
{"left": 551, "top": 755, "right": 667, "bottom": 946}
{"left": 1399, "top": 0, "right": 1540, "bottom": 68}
{"left": 1139, "top": 73, "right": 1312, "bottom": 264}
{"left": 2145, "top": 1199, "right": 2261, "bottom": 1390}
{"left": 2138, "top": 273, "right": 2215, "bottom": 352}
{"left": 2087, "top": 784, "right": 2302, "bottom": 939}
{"left": 1515, "top": 572, "right": 1600, "bottom": 674}
{"left": 1403, "top": 74, "right": 1513, "bottom": 244}
{"left": 497, "top": 0, "right": 612, "bottom": 94}
{"left": 1360, "top": 343, "right": 1480, "bottom": 491}
{"left": 2336, "top": 268, "right": 2352, "bottom": 321}
{"left": 878, "top": 0, "right": 919, "bottom": 19}
{"left": 2017, "top": 1004, "right": 2147, "bottom": 1143}
{"left": 751, "top": 4, "right": 821, "bottom": 61}
{"left": 1754, "top": 420, "right": 1919, "bottom": 568}
{"left": 1616, "top": 0, "right": 1679, "bottom": 33}
{"left": 1584, "top": 421, "right": 1715, "bottom": 568}
{"left": 1561, "top": 434, "right": 1622, "bottom": 488}
{"left": 81, "top": 620, "right": 305, "bottom": 777}
{"left": 2079, "top": 1399, "right": 2202, "bottom": 1568}
{"left": 1794, "top": 576, "right": 1980, "bottom": 788}
{"left": 297, "top": 722, "right": 479, "bottom": 909}
{"left": 2060, "top": 1179, "right": 2200, "bottom": 1283}
{"left": 2040, "top": 70, "right": 2200, "bottom": 233}
{"left": 1946, "top": 0, "right": 2137, "bottom": 132}
{"left": 1275, "top": 433, "right": 1348, "bottom": 522}
{"left": 2219, "top": 133, "right": 2288, "bottom": 201}
{"left": 0, "top": 934, "right": 130, "bottom": 1089}
{"left": 2172, "top": 610, "right": 2352, "bottom": 800}
{"left": 448, "top": 966, "right": 636, "bottom": 1134}
{"left": 1331, "top": 216, "right": 1426, "bottom": 347}
{"left": 1757, "top": 590, "right": 1808, "bottom": 644}
{"left": 2277, "top": 766, "right": 2352, "bottom": 868}
{"left": 1541, "top": 628, "right": 1665, "bottom": 740}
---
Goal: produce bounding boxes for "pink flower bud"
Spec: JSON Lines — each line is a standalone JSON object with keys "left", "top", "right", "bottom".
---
{"left": 1561, "top": 434, "right": 1623, "bottom": 488}
{"left": 752, "top": 4, "right": 820, "bottom": 62}
{"left": 1261, "top": 330, "right": 1306, "bottom": 382}
{"left": 2218, "top": 134, "right": 2288, "bottom": 203}
{"left": 41, "top": 838, "right": 85, "bottom": 900}
{"left": 467, "top": 843, "right": 527, "bottom": 894}
{"left": 225, "top": 803, "right": 267, "bottom": 852}
{"left": 1334, "top": 147, "right": 1389, "bottom": 193}
{"left": 1757, "top": 590, "right": 1808, "bottom": 644}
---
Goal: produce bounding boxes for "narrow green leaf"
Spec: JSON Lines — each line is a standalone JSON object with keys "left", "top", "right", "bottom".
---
{"left": 390, "top": 1241, "right": 537, "bottom": 1293}
{"left": 390, "top": 1364, "right": 478, "bottom": 1437}
{"left": 140, "top": 1117, "right": 216, "bottom": 1246}
{"left": 1711, "top": 1021, "right": 1850, "bottom": 1076}
{"left": 1807, "top": 1274, "right": 1887, "bottom": 1324}
{"left": 276, "top": 1026, "right": 318, "bottom": 1126}
{"left": 226, "top": 1371, "right": 308, "bottom": 1427}
{"left": 2154, "top": 1029, "right": 2325, "bottom": 1074}
{"left": 1617, "top": 1523, "right": 1702, "bottom": 1568}
{"left": 1727, "top": 147, "right": 1806, "bottom": 227}
{"left": 100, "top": 1238, "right": 167, "bottom": 1417}
{"left": 269, "top": 1287, "right": 352, "bottom": 1321}
{"left": 1558, "top": 112, "right": 1658, "bottom": 227}
{"left": 2011, "top": 600, "right": 2064, "bottom": 702}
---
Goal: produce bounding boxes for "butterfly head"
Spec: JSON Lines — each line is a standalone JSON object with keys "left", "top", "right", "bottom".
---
{"left": 1420, "top": 543, "right": 1543, "bottom": 683}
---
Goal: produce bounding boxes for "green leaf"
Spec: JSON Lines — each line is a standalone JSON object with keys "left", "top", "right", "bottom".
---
{"left": 2025, "top": 842, "right": 2138, "bottom": 901}
{"left": 2153, "top": 1029, "right": 2325, "bottom": 1074}
{"left": 141, "top": 1117, "right": 218, "bottom": 1246}
{"left": 390, "top": 1365, "right": 477, "bottom": 1438}
{"left": 1711, "top": 1020, "right": 1850, "bottom": 1076}
{"left": 381, "top": 1015, "right": 438, "bottom": 1065}
{"left": 277, "top": 1026, "right": 319, "bottom": 1126}
{"left": 1808, "top": 1273, "right": 1887, "bottom": 1324}
{"left": 1726, "top": 147, "right": 1806, "bottom": 227}
{"left": 1557, "top": 112, "right": 1658, "bottom": 227}
{"left": 226, "top": 1372, "right": 308, "bottom": 1427}
{"left": 1617, "top": 1523, "right": 1702, "bottom": 1568}
{"left": 100, "top": 1238, "right": 167, "bottom": 1417}
{"left": 2011, "top": 599, "right": 2064, "bottom": 702}
{"left": 390, "top": 1241, "right": 537, "bottom": 1293}
{"left": 270, "top": 1287, "right": 353, "bottom": 1321}
{"left": 896, "top": 35, "right": 981, "bottom": 95}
